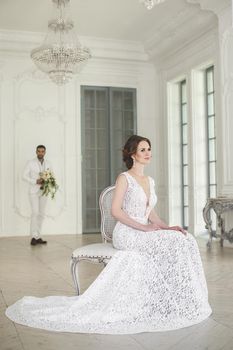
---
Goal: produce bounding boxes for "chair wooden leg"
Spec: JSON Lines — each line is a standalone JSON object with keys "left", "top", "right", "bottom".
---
{"left": 70, "top": 258, "right": 80, "bottom": 295}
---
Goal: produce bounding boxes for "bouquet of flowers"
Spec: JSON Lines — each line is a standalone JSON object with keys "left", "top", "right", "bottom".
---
{"left": 39, "top": 169, "right": 59, "bottom": 199}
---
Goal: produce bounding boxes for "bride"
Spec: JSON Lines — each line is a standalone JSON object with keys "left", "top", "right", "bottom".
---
{"left": 6, "top": 135, "right": 212, "bottom": 334}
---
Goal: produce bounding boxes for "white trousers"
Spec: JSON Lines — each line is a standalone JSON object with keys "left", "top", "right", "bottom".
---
{"left": 29, "top": 193, "right": 47, "bottom": 239}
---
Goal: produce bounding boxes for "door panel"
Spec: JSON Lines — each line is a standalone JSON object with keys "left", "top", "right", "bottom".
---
{"left": 81, "top": 86, "right": 136, "bottom": 232}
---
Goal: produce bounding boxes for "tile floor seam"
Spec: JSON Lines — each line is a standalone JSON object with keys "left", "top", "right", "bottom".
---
{"left": 1, "top": 290, "right": 26, "bottom": 350}
{"left": 211, "top": 316, "right": 233, "bottom": 332}
{"left": 30, "top": 253, "right": 74, "bottom": 289}
{"left": 129, "top": 334, "right": 152, "bottom": 350}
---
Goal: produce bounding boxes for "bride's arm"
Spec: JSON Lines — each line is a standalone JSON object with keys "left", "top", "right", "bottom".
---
{"left": 149, "top": 209, "right": 187, "bottom": 234}
{"left": 111, "top": 174, "right": 160, "bottom": 232}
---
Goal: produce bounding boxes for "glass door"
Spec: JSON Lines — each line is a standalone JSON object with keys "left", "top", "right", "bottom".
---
{"left": 81, "top": 86, "right": 136, "bottom": 232}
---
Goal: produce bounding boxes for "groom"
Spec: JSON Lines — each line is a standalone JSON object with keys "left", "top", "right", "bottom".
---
{"left": 23, "top": 145, "right": 52, "bottom": 246}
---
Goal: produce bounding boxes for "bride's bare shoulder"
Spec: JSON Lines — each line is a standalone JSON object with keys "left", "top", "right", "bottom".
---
{"left": 115, "top": 172, "right": 128, "bottom": 187}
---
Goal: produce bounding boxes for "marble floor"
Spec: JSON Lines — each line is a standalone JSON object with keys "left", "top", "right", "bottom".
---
{"left": 1, "top": 234, "right": 233, "bottom": 350}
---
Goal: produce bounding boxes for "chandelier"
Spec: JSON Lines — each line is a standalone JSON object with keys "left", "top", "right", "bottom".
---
{"left": 31, "top": 0, "right": 91, "bottom": 85}
{"left": 141, "top": 0, "right": 165, "bottom": 10}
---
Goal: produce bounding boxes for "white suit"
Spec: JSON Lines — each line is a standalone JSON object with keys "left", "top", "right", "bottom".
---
{"left": 23, "top": 158, "right": 52, "bottom": 239}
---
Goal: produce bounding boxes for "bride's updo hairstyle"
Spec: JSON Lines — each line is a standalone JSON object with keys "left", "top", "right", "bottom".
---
{"left": 123, "top": 135, "right": 151, "bottom": 169}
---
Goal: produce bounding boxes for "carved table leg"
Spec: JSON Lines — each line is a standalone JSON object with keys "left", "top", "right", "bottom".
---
{"left": 203, "top": 201, "right": 213, "bottom": 248}
{"left": 219, "top": 216, "right": 225, "bottom": 247}
{"left": 216, "top": 214, "right": 224, "bottom": 247}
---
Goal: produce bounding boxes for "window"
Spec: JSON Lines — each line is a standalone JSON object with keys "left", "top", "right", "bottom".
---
{"left": 81, "top": 86, "right": 137, "bottom": 232}
{"left": 180, "top": 80, "right": 188, "bottom": 229}
{"left": 205, "top": 66, "right": 217, "bottom": 198}
{"left": 168, "top": 65, "right": 217, "bottom": 234}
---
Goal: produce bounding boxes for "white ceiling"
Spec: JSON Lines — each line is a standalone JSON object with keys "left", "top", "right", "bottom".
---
{"left": 0, "top": 0, "right": 217, "bottom": 59}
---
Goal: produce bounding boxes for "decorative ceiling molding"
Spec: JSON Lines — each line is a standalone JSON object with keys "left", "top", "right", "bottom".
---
{"left": 0, "top": 29, "right": 149, "bottom": 63}
{"left": 144, "top": 4, "right": 216, "bottom": 61}
{"left": 155, "top": 26, "right": 218, "bottom": 71}
{"left": 186, "top": 0, "right": 231, "bottom": 16}
{"left": 145, "top": 6, "right": 198, "bottom": 48}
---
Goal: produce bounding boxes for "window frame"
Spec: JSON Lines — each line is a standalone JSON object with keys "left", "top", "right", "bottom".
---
{"left": 180, "top": 80, "right": 189, "bottom": 229}
{"left": 205, "top": 66, "right": 217, "bottom": 199}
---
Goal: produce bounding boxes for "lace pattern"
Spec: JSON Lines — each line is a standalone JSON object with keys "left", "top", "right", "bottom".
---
{"left": 5, "top": 172, "right": 212, "bottom": 334}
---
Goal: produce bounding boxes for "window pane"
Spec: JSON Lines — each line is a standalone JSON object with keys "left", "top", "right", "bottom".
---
{"left": 182, "top": 104, "right": 187, "bottom": 124}
{"left": 85, "top": 129, "right": 95, "bottom": 149}
{"left": 208, "top": 139, "right": 216, "bottom": 162}
{"left": 96, "top": 209, "right": 101, "bottom": 229}
{"left": 210, "top": 185, "right": 217, "bottom": 198}
{"left": 96, "top": 90, "right": 107, "bottom": 109}
{"left": 97, "top": 149, "right": 106, "bottom": 169}
{"left": 85, "top": 110, "right": 95, "bottom": 129}
{"left": 183, "top": 186, "right": 189, "bottom": 206}
{"left": 181, "top": 83, "right": 187, "bottom": 103}
{"left": 112, "top": 91, "right": 123, "bottom": 109}
{"left": 207, "top": 93, "right": 214, "bottom": 115}
{"left": 183, "top": 165, "right": 188, "bottom": 185}
{"left": 86, "top": 170, "right": 96, "bottom": 189}
{"left": 86, "top": 210, "right": 97, "bottom": 229}
{"left": 124, "top": 91, "right": 134, "bottom": 110}
{"left": 96, "top": 110, "right": 107, "bottom": 129}
{"left": 209, "top": 162, "right": 216, "bottom": 184}
{"left": 86, "top": 190, "right": 97, "bottom": 209}
{"left": 97, "top": 129, "right": 107, "bottom": 149}
{"left": 184, "top": 207, "right": 189, "bottom": 228}
{"left": 85, "top": 90, "right": 95, "bottom": 108}
{"left": 208, "top": 116, "right": 215, "bottom": 139}
{"left": 113, "top": 149, "right": 124, "bottom": 169}
{"left": 97, "top": 170, "right": 108, "bottom": 189}
{"left": 183, "top": 145, "right": 188, "bottom": 165}
{"left": 124, "top": 111, "right": 134, "bottom": 130}
{"left": 112, "top": 111, "right": 123, "bottom": 130}
{"left": 125, "top": 130, "right": 134, "bottom": 140}
{"left": 182, "top": 124, "right": 188, "bottom": 145}
{"left": 113, "top": 130, "right": 123, "bottom": 150}
{"left": 207, "top": 70, "right": 214, "bottom": 93}
{"left": 85, "top": 150, "right": 96, "bottom": 169}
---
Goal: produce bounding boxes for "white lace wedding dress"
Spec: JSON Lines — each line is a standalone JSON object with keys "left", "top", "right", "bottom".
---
{"left": 6, "top": 172, "right": 212, "bottom": 334}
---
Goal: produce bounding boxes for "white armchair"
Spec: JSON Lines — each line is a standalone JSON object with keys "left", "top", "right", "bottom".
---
{"left": 70, "top": 185, "right": 118, "bottom": 295}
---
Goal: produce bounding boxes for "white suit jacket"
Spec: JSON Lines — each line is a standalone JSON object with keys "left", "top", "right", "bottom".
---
{"left": 23, "top": 158, "right": 52, "bottom": 194}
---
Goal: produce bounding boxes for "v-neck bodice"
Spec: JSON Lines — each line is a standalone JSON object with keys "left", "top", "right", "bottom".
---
{"left": 127, "top": 172, "right": 150, "bottom": 205}
{"left": 121, "top": 172, "right": 157, "bottom": 221}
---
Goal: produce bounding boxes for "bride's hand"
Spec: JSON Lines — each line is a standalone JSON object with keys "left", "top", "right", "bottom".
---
{"left": 169, "top": 225, "right": 187, "bottom": 235}
{"left": 143, "top": 223, "right": 160, "bottom": 232}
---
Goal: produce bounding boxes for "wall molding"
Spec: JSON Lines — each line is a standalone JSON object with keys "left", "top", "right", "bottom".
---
{"left": 13, "top": 73, "right": 67, "bottom": 219}
{"left": 0, "top": 29, "right": 149, "bottom": 62}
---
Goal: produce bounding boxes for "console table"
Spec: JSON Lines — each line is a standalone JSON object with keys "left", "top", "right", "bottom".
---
{"left": 203, "top": 197, "right": 233, "bottom": 247}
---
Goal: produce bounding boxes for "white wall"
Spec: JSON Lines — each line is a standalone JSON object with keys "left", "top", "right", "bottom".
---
{"left": 0, "top": 31, "right": 156, "bottom": 237}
